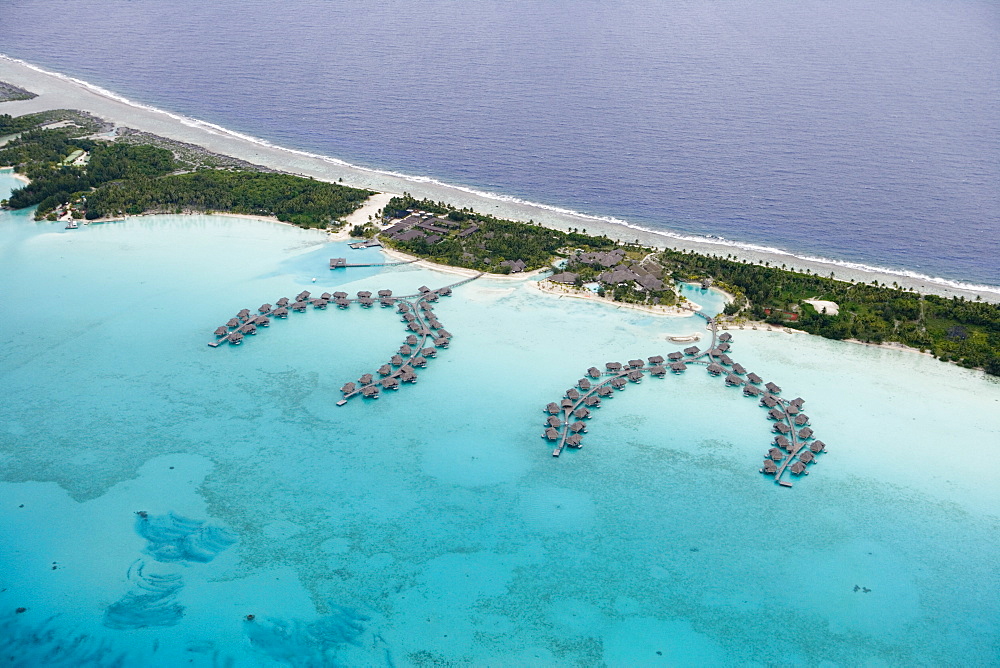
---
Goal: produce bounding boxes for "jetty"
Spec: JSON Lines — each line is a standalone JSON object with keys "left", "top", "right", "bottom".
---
{"left": 541, "top": 317, "right": 824, "bottom": 487}
{"left": 330, "top": 258, "right": 418, "bottom": 269}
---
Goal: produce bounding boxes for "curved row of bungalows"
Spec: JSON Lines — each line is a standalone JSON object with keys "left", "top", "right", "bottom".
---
{"left": 706, "top": 363, "right": 724, "bottom": 375}
{"left": 565, "top": 433, "right": 583, "bottom": 448}
{"left": 684, "top": 346, "right": 700, "bottom": 356}
{"left": 670, "top": 361, "right": 687, "bottom": 372}
{"left": 743, "top": 384, "right": 762, "bottom": 396}
{"left": 725, "top": 373, "right": 742, "bottom": 386}
{"left": 587, "top": 367, "right": 602, "bottom": 379}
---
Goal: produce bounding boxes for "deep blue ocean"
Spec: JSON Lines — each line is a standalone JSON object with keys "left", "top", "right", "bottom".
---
{"left": 1, "top": 0, "right": 997, "bottom": 286}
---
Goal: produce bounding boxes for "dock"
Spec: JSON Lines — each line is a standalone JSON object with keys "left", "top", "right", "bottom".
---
{"left": 330, "top": 258, "right": 418, "bottom": 269}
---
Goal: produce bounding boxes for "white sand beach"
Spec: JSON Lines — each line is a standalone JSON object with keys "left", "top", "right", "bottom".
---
{"left": 1, "top": 55, "right": 997, "bottom": 303}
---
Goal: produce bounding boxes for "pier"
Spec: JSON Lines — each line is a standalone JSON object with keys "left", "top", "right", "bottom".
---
{"left": 541, "top": 317, "right": 824, "bottom": 487}
{"left": 330, "top": 258, "right": 418, "bottom": 269}
{"left": 206, "top": 269, "right": 483, "bottom": 406}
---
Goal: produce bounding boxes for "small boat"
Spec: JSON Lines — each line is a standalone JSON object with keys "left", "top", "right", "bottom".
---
{"left": 65, "top": 220, "right": 79, "bottom": 229}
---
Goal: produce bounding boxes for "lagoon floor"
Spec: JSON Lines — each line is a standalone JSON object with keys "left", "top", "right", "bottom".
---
{"left": 1, "top": 172, "right": 999, "bottom": 665}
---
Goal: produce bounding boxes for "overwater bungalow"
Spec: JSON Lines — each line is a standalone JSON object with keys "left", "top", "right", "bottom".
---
{"left": 587, "top": 367, "right": 602, "bottom": 379}
{"left": 405, "top": 323, "right": 418, "bottom": 332}
{"left": 790, "top": 397, "right": 805, "bottom": 408}
{"left": 569, "top": 421, "right": 587, "bottom": 433}
{"left": 418, "top": 285, "right": 431, "bottom": 293}
{"left": 606, "top": 362, "right": 623, "bottom": 372}
{"left": 226, "top": 318, "right": 241, "bottom": 328}
{"left": 381, "top": 377, "right": 399, "bottom": 389}
{"left": 566, "top": 434, "right": 583, "bottom": 448}
{"left": 398, "top": 334, "right": 414, "bottom": 346}
{"left": 312, "top": 298, "right": 327, "bottom": 309}
{"left": 765, "top": 382, "right": 782, "bottom": 394}
{"left": 761, "top": 459, "right": 777, "bottom": 475}
{"left": 400, "top": 370, "right": 418, "bottom": 383}
{"left": 403, "top": 313, "right": 417, "bottom": 322}
{"left": 670, "top": 361, "right": 687, "bottom": 372}
{"left": 560, "top": 398, "right": 574, "bottom": 409}
{"left": 716, "top": 342, "right": 731, "bottom": 352}
{"left": 798, "top": 427, "right": 814, "bottom": 439}
{"left": 276, "top": 297, "right": 290, "bottom": 307}
{"left": 648, "top": 355, "right": 665, "bottom": 365}
{"left": 240, "top": 323, "right": 257, "bottom": 335}
{"left": 707, "top": 363, "right": 724, "bottom": 375}
{"left": 667, "top": 352, "right": 683, "bottom": 361}
{"left": 546, "top": 402, "right": 561, "bottom": 415}
{"left": 798, "top": 450, "right": 815, "bottom": 464}
{"left": 427, "top": 319, "right": 443, "bottom": 329}
{"left": 773, "top": 422, "right": 791, "bottom": 434}
{"left": 794, "top": 414, "right": 809, "bottom": 426}
{"left": 718, "top": 332, "right": 732, "bottom": 342}
{"left": 357, "top": 291, "right": 372, "bottom": 299}
{"left": 330, "top": 258, "right": 347, "bottom": 269}
{"left": 411, "top": 356, "right": 427, "bottom": 367}
{"left": 437, "top": 329, "right": 452, "bottom": 339}
{"left": 790, "top": 461, "right": 807, "bottom": 475}
{"left": 256, "top": 316, "right": 270, "bottom": 327}
{"left": 597, "top": 386, "right": 613, "bottom": 397}
{"left": 628, "top": 359, "right": 645, "bottom": 368}
{"left": 273, "top": 307, "right": 289, "bottom": 318}
{"left": 390, "top": 354, "right": 404, "bottom": 366}
{"left": 809, "top": 440, "right": 826, "bottom": 453}
{"left": 425, "top": 292, "right": 439, "bottom": 302}
{"left": 419, "top": 302, "right": 434, "bottom": 312}
{"left": 761, "top": 394, "right": 779, "bottom": 408}
{"left": 566, "top": 388, "right": 581, "bottom": 401}
{"left": 291, "top": 301, "right": 307, "bottom": 311}
{"left": 333, "top": 291, "right": 348, "bottom": 299}
{"left": 684, "top": 346, "right": 700, "bottom": 356}
{"left": 584, "top": 396, "right": 601, "bottom": 407}
{"left": 319, "top": 293, "right": 332, "bottom": 301}
{"left": 341, "top": 382, "right": 356, "bottom": 394}
{"left": 229, "top": 331, "right": 244, "bottom": 344}
{"left": 335, "top": 299, "right": 351, "bottom": 308}
{"left": 743, "top": 384, "right": 762, "bottom": 396}
{"left": 544, "top": 427, "right": 559, "bottom": 441}
{"left": 773, "top": 435, "right": 791, "bottom": 450}
{"left": 397, "top": 303, "right": 410, "bottom": 313}
{"left": 434, "top": 337, "right": 450, "bottom": 347}
{"left": 747, "top": 372, "right": 763, "bottom": 385}
{"left": 627, "top": 370, "right": 643, "bottom": 382}
{"left": 732, "top": 363, "right": 747, "bottom": 375}
{"left": 361, "top": 385, "right": 379, "bottom": 398}
{"left": 296, "top": 291, "right": 310, "bottom": 302}
{"left": 237, "top": 308, "right": 251, "bottom": 319}
{"left": 438, "top": 287, "right": 452, "bottom": 296}
{"left": 359, "top": 373, "right": 374, "bottom": 385}
{"left": 546, "top": 416, "right": 562, "bottom": 428}
{"left": 573, "top": 407, "right": 591, "bottom": 419}
{"left": 610, "top": 377, "right": 627, "bottom": 389}
{"left": 650, "top": 365, "right": 667, "bottom": 377}
{"left": 768, "top": 447, "right": 784, "bottom": 461}
{"left": 378, "top": 289, "right": 393, "bottom": 297}
{"left": 717, "top": 354, "right": 733, "bottom": 366}
{"left": 259, "top": 303, "right": 272, "bottom": 313}
{"left": 360, "top": 297, "right": 375, "bottom": 307}
{"left": 725, "top": 374, "right": 742, "bottom": 386}
{"left": 421, "top": 347, "right": 436, "bottom": 357}
{"left": 380, "top": 297, "right": 395, "bottom": 307}
{"left": 214, "top": 326, "right": 229, "bottom": 337}
{"left": 378, "top": 364, "right": 392, "bottom": 376}
{"left": 399, "top": 345, "right": 413, "bottom": 356}
{"left": 578, "top": 378, "right": 592, "bottom": 390}
{"left": 768, "top": 408, "right": 786, "bottom": 420}
{"left": 785, "top": 404, "right": 799, "bottom": 416}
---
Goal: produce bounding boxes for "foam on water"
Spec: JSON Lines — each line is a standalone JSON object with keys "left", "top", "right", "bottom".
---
{"left": 0, "top": 182, "right": 998, "bottom": 664}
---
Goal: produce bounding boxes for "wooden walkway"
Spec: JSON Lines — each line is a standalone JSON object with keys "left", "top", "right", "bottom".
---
{"left": 330, "top": 259, "right": 418, "bottom": 269}
{"left": 543, "top": 318, "right": 824, "bottom": 487}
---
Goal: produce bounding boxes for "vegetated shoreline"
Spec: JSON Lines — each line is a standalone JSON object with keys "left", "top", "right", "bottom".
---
{"left": 0, "top": 55, "right": 997, "bottom": 303}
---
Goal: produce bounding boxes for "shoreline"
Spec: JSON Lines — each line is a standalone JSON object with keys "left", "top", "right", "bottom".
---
{"left": 1, "top": 55, "right": 998, "bottom": 303}
{"left": 532, "top": 280, "right": 704, "bottom": 319}
{"left": 0, "top": 166, "right": 30, "bottom": 185}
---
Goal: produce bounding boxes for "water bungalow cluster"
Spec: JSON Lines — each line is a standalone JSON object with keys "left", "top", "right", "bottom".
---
{"left": 206, "top": 261, "right": 481, "bottom": 405}
{"left": 541, "top": 314, "right": 824, "bottom": 487}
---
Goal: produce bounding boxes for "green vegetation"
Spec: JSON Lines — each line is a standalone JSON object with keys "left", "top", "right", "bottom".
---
{"left": 382, "top": 194, "right": 615, "bottom": 272}
{"left": 659, "top": 250, "right": 1000, "bottom": 375}
{"left": 1, "top": 112, "right": 372, "bottom": 227}
{"left": 0, "top": 82, "right": 37, "bottom": 103}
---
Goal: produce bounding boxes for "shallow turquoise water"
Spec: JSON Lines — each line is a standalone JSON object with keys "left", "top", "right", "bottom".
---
{"left": 1, "top": 170, "right": 999, "bottom": 666}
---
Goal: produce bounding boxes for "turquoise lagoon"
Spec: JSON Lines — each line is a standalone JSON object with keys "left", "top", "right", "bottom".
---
{"left": 1, "top": 170, "right": 999, "bottom": 666}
